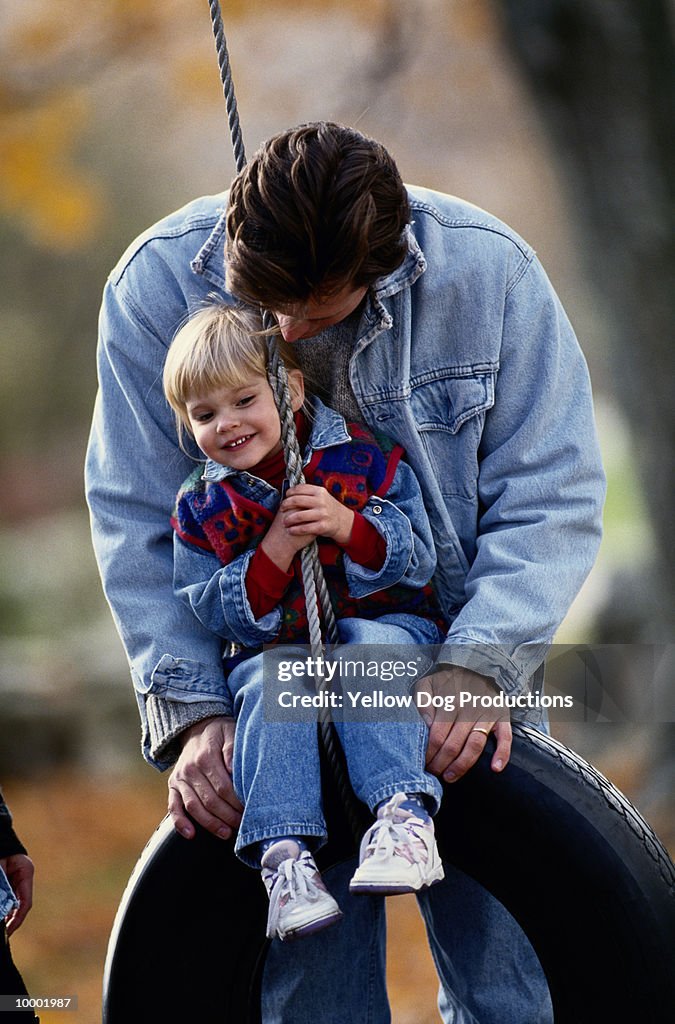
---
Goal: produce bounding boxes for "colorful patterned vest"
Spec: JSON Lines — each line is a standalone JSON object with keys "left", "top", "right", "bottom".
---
{"left": 172, "top": 423, "right": 447, "bottom": 644}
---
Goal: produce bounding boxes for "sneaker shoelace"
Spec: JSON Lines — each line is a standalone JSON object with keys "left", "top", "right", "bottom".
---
{"left": 360, "top": 794, "right": 430, "bottom": 868}
{"left": 264, "top": 850, "right": 328, "bottom": 939}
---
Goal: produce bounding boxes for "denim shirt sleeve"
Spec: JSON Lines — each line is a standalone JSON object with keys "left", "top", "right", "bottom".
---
{"left": 441, "top": 255, "right": 606, "bottom": 694}
{"left": 0, "top": 795, "right": 24, "bottom": 921}
{"left": 85, "top": 272, "right": 233, "bottom": 769}
{"left": 173, "top": 536, "right": 284, "bottom": 645}
{"left": 0, "top": 868, "right": 18, "bottom": 922}
{"left": 343, "top": 458, "right": 437, "bottom": 598}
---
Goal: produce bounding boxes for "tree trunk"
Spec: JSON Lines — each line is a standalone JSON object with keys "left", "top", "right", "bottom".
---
{"left": 495, "top": 0, "right": 675, "bottom": 634}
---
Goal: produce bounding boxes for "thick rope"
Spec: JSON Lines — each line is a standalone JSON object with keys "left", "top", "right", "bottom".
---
{"left": 207, "top": 2, "right": 362, "bottom": 839}
{"left": 207, "top": 1, "right": 335, "bottom": 651}
{"left": 265, "top": 328, "right": 359, "bottom": 837}
{"left": 207, "top": 0, "right": 246, "bottom": 174}
{"left": 264, "top": 321, "right": 334, "bottom": 654}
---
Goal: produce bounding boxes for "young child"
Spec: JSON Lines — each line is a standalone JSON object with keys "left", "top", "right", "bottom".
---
{"left": 163, "top": 303, "right": 448, "bottom": 941}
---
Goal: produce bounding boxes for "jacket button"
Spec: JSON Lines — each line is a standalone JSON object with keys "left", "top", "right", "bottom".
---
{"left": 372, "top": 504, "right": 382, "bottom": 515}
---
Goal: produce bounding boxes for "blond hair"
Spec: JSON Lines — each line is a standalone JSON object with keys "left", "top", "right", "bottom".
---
{"left": 164, "top": 303, "right": 298, "bottom": 446}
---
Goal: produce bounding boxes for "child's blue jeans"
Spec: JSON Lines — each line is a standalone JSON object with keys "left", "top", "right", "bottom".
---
{"left": 226, "top": 614, "right": 445, "bottom": 866}
{"left": 228, "top": 613, "right": 553, "bottom": 1022}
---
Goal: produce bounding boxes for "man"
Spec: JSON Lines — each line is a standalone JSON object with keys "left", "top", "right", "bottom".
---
{"left": 86, "top": 121, "right": 604, "bottom": 1021}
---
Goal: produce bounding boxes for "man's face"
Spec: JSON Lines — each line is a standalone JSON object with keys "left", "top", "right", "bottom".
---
{"left": 272, "top": 283, "right": 368, "bottom": 343}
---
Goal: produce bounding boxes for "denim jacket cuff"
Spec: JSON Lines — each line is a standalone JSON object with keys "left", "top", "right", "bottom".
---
{"left": 437, "top": 639, "right": 533, "bottom": 693}
{"left": 146, "top": 695, "right": 234, "bottom": 769}
{"left": 344, "top": 498, "right": 414, "bottom": 598}
{"left": 0, "top": 870, "right": 19, "bottom": 920}
{"left": 436, "top": 639, "right": 547, "bottom": 725}
{"left": 219, "top": 550, "right": 284, "bottom": 645}
{"left": 147, "top": 653, "right": 229, "bottom": 701}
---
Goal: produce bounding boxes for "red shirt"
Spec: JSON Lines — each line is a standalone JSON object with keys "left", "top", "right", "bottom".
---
{"left": 245, "top": 413, "right": 387, "bottom": 618}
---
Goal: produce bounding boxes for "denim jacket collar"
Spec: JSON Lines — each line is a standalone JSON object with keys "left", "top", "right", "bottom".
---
{"left": 191, "top": 210, "right": 427, "bottom": 302}
{"left": 190, "top": 206, "right": 228, "bottom": 284}
{"left": 372, "top": 224, "right": 427, "bottom": 299}
{"left": 200, "top": 396, "right": 352, "bottom": 483}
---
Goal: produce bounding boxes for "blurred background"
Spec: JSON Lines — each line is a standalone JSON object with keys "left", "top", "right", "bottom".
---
{"left": 0, "top": 1, "right": 672, "bottom": 1021}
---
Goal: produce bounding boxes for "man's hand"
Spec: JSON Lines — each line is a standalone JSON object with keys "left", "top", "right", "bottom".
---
{"left": 0, "top": 854, "right": 34, "bottom": 936}
{"left": 168, "top": 716, "right": 243, "bottom": 840}
{"left": 417, "top": 666, "right": 512, "bottom": 782}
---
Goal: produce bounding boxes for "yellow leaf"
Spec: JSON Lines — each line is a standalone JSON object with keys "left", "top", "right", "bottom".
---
{"left": 0, "top": 92, "right": 104, "bottom": 250}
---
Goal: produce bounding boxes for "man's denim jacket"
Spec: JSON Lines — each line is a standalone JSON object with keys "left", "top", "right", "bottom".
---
{"left": 85, "top": 186, "right": 606, "bottom": 768}
{"left": 173, "top": 397, "right": 440, "bottom": 654}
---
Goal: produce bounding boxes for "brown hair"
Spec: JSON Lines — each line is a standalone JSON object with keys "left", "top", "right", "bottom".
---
{"left": 225, "top": 122, "right": 411, "bottom": 309}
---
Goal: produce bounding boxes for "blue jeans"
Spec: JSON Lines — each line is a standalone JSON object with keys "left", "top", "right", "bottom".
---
{"left": 230, "top": 616, "right": 553, "bottom": 1022}
{"left": 227, "top": 615, "right": 444, "bottom": 866}
{"left": 261, "top": 860, "right": 552, "bottom": 1024}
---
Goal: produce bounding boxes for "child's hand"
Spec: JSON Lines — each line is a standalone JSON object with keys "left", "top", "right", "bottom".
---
{"left": 281, "top": 485, "right": 354, "bottom": 545}
{"left": 261, "top": 505, "right": 315, "bottom": 571}
{"left": 260, "top": 485, "right": 354, "bottom": 573}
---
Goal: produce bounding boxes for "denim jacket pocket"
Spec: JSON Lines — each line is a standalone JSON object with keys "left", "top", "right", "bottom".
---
{"left": 410, "top": 369, "right": 496, "bottom": 497}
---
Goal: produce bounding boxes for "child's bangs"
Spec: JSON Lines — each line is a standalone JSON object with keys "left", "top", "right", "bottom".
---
{"left": 168, "top": 306, "right": 269, "bottom": 407}
{"left": 188, "top": 326, "right": 268, "bottom": 396}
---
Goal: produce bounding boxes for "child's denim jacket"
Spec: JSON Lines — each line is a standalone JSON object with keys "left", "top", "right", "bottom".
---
{"left": 171, "top": 398, "right": 446, "bottom": 680}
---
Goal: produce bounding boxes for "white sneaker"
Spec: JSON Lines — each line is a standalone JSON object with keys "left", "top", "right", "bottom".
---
{"left": 349, "top": 793, "right": 445, "bottom": 895}
{"left": 261, "top": 840, "right": 343, "bottom": 941}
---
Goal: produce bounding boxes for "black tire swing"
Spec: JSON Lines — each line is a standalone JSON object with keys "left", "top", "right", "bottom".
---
{"left": 102, "top": 727, "right": 675, "bottom": 1023}
{"left": 102, "top": 5, "right": 675, "bottom": 1021}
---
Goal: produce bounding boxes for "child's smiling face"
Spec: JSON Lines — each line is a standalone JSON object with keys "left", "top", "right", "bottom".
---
{"left": 186, "top": 370, "right": 304, "bottom": 469}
